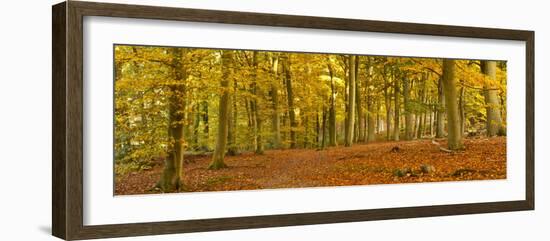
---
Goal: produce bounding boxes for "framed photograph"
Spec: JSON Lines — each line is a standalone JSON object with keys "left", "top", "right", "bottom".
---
{"left": 52, "top": 1, "right": 534, "bottom": 240}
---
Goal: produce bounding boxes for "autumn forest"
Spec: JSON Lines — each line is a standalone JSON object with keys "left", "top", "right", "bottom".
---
{"left": 114, "top": 45, "right": 507, "bottom": 195}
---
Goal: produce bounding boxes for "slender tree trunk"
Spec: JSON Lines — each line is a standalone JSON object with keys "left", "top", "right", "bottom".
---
{"left": 442, "top": 59, "right": 463, "bottom": 150}
{"left": 183, "top": 93, "right": 192, "bottom": 141}
{"left": 436, "top": 77, "right": 446, "bottom": 138}
{"left": 159, "top": 48, "right": 186, "bottom": 191}
{"left": 417, "top": 75, "right": 427, "bottom": 138}
{"left": 321, "top": 107, "right": 327, "bottom": 148}
{"left": 245, "top": 100, "right": 252, "bottom": 128}
{"left": 367, "top": 98, "right": 376, "bottom": 142}
{"left": 345, "top": 55, "right": 356, "bottom": 147}
{"left": 227, "top": 99, "right": 236, "bottom": 155}
{"left": 192, "top": 104, "right": 200, "bottom": 150}
{"left": 270, "top": 54, "right": 281, "bottom": 148}
{"left": 355, "top": 57, "right": 365, "bottom": 142}
{"left": 344, "top": 60, "right": 349, "bottom": 143}
{"left": 251, "top": 52, "right": 264, "bottom": 154}
{"left": 393, "top": 72, "right": 400, "bottom": 141}
{"left": 282, "top": 112, "right": 288, "bottom": 146}
{"left": 403, "top": 77, "right": 414, "bottom": 140}
{"left": 358, "top": 120, "right": 362, "bottom": 144}
{"left": 201, "top": 101, "right": 210, "bottom": 150}
{"left": 419, "top": 112, "right": 426, "bottom": 138}
{"left": 227, "top": 78, "right": 238, "bottom": 155}
{"left": 430, "top": 101, "right": 435, "bottom": 137}
{"left": 459, "top": 85, "right": 465, "bottom": 135}
{"left": 227, "top": 90, "right": 236, "bottom": 155}
{"left": 419, "top": 110, "right": 426, "bottom": 138}
{"left": 376, "top": 101, "right": 381, "bottom": 135}
{"left": 366, "top": 63, "right": 375, "bottom": 142}
{"left": 249, "top": 100, "right": 257, "bottom": 150}
{"left": 315, "top": 112, "right": 320, "bottom": 147}
{"left": 283, "top": 55, "right": 297, "bottom": 148}
{"left": 209, "top": 50, "right": 232, "bottom": 169}
{"left": 384, "top": 73, "right": 392, "bottom": 140}
{"left": 328, "top": 62, "right": 337, "bottom": 146}
{"left": 481, "top": 60, "right": 506, "bottom": 136}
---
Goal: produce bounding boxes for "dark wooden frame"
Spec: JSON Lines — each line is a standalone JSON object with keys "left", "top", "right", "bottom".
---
{"left": 52, "top": 1, "right": 535, "bottom": 240}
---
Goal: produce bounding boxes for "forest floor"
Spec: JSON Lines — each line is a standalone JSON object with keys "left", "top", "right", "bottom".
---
{"left": 115, "top": 137, "right": 506, "bottom": 195}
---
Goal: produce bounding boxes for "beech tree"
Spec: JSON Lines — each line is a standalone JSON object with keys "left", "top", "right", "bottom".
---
{"left": 159, "top": 48, "right": 187, "bottom": 191}
{"left": 403, "top": 75, "right": 414, "bottom": 140}
{"left": 441, "top": 59, "right": 463, "bottom": 150}
{"left": 366, "top": 57, "right": 376, "bottom": 142}
{"left": 270, "top": 53, "right": 281, "bottom": 148}
{"left": 481, "top": 60, "right": 506, "bottom": 136}
{"left": 393, "top": 68, "right": 400, "bottom": 141}
{"left": 209, "top": 50, "right": 232, "bottom": 169}
{"left": 327, "top": 59, "right": 338, "bottom": 147}
{"left": 282, "top": 54, "right": 297, "bottom": 148}
{"left": 344, "top": 55, "right": 356, "bottom": 147}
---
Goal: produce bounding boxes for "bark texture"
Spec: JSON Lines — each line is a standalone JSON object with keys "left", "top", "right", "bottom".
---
{"left": 442, "top": 59, "right": 464, "bottom": 150}
{"left": 481, "top": 60, "right": 506, "bottom": 136}
{"left": 209, "top": 50, "right": 232, "bottom": 169}
{"left": 345, "top": 55, "right": 356, "bottom": 147}
{"left": 159, "top": 48, "right": 187, "bottom": 191}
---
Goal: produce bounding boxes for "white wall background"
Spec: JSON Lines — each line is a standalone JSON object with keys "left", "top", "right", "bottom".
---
{"left": 0, "top": 0, "right": 546, "bottom": 240}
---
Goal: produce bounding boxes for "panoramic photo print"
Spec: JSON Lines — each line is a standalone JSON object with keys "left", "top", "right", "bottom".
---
{"left": 114, "top": 45, "right": 507, "bottom": 195}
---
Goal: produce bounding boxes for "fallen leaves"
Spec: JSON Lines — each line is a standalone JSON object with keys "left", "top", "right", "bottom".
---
{"left": 115, "top": 137, "right": 506, "bottom": 195}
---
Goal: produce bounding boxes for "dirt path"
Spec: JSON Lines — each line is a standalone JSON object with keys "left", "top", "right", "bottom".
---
{"left": 115, "top": 137, "right": 506, "bottom": 195}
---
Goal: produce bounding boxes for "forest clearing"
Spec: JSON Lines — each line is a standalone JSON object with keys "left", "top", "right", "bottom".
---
{"left": 114, "top": 45, "right": 507, "bottom": 195}
{"left": 115, "top": 137, "right": 506, "bottom": 195}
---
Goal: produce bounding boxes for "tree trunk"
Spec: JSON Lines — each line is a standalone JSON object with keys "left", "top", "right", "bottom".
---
{"left": 459, "top": 85, "right": 465, "bottom": 135}
{"left": 419, "top": 112, "right": 426, "bottom": 138}
{"left": 366, "top": 63, "right": 376, "bottom": 142}
{"left": 376, "top": 101, "right": 381, "bottom": 135}
{"left": 441, "top": 59, "right": 463, "bottom": 150}
{"left": 384, "top": 71, "right": 392, "bottom": 140}
{"left": 345, "top": 55, "right": 356, "bottom": 147}
{"left": 227, "top": 99, "right": 236, "bottom": 155}
{"left": 252, "top": 52, "right": 264, "bottom": 154}
{"left": 315, "top": 112, "right": 320, "bottom": 147}
{"left": 270, "top": 54, "right": 281, "bottom": 148}
{"left": 192, "top": 104, "right": 200, "bottom": 150}
{"left": 282, "top": 112, "right": 288, "bottom": 146}
{"left": 227, "top": 78, "right": 238, "bottom": 156}
{"left": 159, "top": 48, "right": 186, "bottom": 192}
{"left": 480, "top": 60, "right": 506, "bottom": 136}
{"left": 417, "top": 75, "right": 427, "bottom": 138}
{"left": 429, "top": 101, "right": 435, "bottom": 137}
{"left": 201, "top": 101, "right": 210, "bottom": 150}
{"left": 403, "top": 77, "right": 414, "bottom": 140}
{"left": 283, "top": 55, "right": 297, "bottom": 148}
{"left": 436, "top": 77, "right": 446, "bottom": 138}
{"left": 393, "top": 72, "right": 400, "bottom": 141}
{"left": 245, "top": 99, "right": 253, "bottom": 131}
{"left": 209, "top": 50, "right": 232, "bottom": 169}
{"left": 183, "top": 93, "right": 192, "bottom": 142}
{"left": 328, "top": 62, "right": 337, "bottom": 146}
{"left": 355, "top": 57, "right": 365, "bottom": 142}
{"left": 367, "top": 98, "right": 376, "bottom": 142}
{"left": 321, "top": 107, "right": 327, "bottom": 148}
{"left": 344, "top": 60, "right": 349, "bottom": 143}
